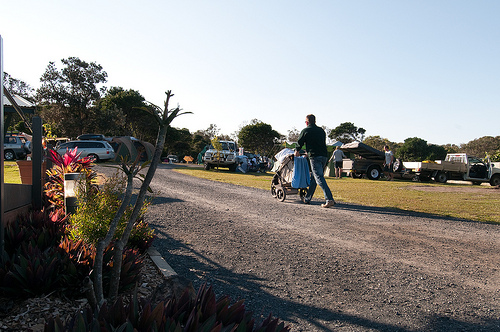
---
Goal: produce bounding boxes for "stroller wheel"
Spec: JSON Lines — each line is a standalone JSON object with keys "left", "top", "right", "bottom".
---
{"left": 276, "top": 188, "right": 286, "bottom": 202}
{"left": 271, "top": 185, "right": 277, "bottom": 198}
{"left": 299, "top": 188, "right": 307, "bottom": 202}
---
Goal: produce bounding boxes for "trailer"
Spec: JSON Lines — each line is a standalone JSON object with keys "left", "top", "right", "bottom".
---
{"left": 403, "top": 153, "right": 500, "bottom": 186}
{"left": 339, "top": 142, "right": 404, "bottom": 180}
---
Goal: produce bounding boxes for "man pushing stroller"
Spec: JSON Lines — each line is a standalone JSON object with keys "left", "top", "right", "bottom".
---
{"left": 294, "top": 114, "right": 336, "bottom": 208}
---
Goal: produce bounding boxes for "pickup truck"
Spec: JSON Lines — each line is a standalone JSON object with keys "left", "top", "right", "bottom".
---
{"left": 403, "top": 153, "right": 500, "bottom": 186}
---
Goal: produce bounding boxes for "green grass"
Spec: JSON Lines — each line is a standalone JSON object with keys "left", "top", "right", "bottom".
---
{"left": 3, "top": 161, "right": 21, "bottom": 184}
{"left": 174, "top": 166, "right": 500, "bottom": 224}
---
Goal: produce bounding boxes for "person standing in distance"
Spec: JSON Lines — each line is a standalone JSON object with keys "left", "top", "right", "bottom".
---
{"left": 383, "top": 145, "right": 395, "bottom": 181}
{"left": 332, "top": 146, "right": 346, "bottom": 179}
{"left": 294, "top": 114, "right": 336, "bottom": 208}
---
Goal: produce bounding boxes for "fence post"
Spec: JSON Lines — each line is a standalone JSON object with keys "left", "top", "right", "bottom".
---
{"left": 32, "top": 116, "right": 43, "bottom": 210}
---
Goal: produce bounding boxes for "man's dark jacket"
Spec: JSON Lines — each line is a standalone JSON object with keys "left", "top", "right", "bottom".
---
{"left": 296, "top": 124, "right": 328, "bottom": 158}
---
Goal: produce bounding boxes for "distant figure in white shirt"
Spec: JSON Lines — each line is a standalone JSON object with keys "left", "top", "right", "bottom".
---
{"left": 332, "top": 146, "right": 346, "bottom": 179}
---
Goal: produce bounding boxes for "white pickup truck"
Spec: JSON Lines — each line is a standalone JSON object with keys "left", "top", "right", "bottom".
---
{"left": 403, "top": 153, "right": 500, "bottom": 186}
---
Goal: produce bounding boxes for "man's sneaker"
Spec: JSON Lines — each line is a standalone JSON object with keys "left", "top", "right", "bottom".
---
{"left": 321, "top": 200, "right": 336, "bottom": 208}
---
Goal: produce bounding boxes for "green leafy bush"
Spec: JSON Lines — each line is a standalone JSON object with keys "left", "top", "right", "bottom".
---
{"left": 68, "top": 171, "right": 155, "bottom": 249}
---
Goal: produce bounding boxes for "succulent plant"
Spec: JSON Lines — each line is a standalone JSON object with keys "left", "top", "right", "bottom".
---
{"left": 44, "top": 283, "right": 290, "bottom": 332}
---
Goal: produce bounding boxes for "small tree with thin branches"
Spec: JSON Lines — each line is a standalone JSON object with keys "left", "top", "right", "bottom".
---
{"left": 91, "top": 90, "right": 191, "bottom": 306}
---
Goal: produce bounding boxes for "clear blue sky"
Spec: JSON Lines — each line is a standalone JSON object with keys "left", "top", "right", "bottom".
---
{"left": 1, "top": 1, "right": 499, "bottom": 145}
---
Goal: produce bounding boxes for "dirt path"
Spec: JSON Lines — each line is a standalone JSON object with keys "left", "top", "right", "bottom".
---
{"left": 136, "top": 164, "right": 499, "bottom": 331}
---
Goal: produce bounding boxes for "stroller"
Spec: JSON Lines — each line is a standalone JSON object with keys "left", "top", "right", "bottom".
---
{"left": 271, "top": 154, "right": 309, "bottom": 202}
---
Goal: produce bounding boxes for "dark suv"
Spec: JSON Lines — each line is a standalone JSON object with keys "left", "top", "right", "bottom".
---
{"left": 4, "top": 135, "right": 31, "bottom": 160}
{"left": 77, "top": 134, "right": 106, "bottom": 141}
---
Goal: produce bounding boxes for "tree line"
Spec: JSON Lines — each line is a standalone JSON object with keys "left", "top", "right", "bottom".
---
{"left": 4, "top": 57, "right": 499, "bottom": 162}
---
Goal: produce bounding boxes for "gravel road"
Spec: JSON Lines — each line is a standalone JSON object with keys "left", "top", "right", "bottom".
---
{"left": 102, "top": 164, "right": 500, "bottom": 331}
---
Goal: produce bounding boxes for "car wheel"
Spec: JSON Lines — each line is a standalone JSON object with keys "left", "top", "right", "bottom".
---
{"left": 434, "top": 171, "right": 447, "bottom": 183}
{"left": 276, "top": 188, "right": 286, "bottom": 202}
{"left": 204, "top": 162, "right": 211, "bottom": 170}
{"left": 490, "top": 174, "right": 500, "bottom": 187}
{"left": 366, "top": 165, "right": 381, "bottom": 180}
{"left": 4, "top": 150, "right": 15, "bottom": 161}
{"left": 229, "top": 163, "right": 237, "bottom": 172}
{"left": 88, "top": 154, "right": 99, "bottom": 162}
{"left": 418, "top": 175, "right": 431, "bottom": 182}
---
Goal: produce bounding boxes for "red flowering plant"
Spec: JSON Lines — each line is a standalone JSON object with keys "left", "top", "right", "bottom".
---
{"left": 44, "top": 148, "right": 98, "bottom": 218}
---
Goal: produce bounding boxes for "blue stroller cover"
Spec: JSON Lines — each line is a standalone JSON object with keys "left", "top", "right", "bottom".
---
{"left": 291, "top": 156, "right": 310, "bottom": 188}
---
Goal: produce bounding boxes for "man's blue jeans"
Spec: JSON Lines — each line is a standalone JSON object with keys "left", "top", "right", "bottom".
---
{"left": 305, "top": 156, "right": 334, "bottom": 203}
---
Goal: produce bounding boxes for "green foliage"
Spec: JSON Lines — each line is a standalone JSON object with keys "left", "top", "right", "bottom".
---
{"left": 98, "top": 87, "right": 156, "bottom": 140}
{"left": 36, "top": 57, "right": 108, "bottom": 138}
{"left": 459, "top": 136, "right": 500, "bottom": 158}
{"left": 69, "top": 172, "right": 153, "bottom": 246}
{"left": 363, "top": 136, "right": 394, "bottom": 152}
{"left": 395, "top": 137, "right": 446, "bottom": 162}
{"left": 0, "top": 211, "right": 145, "bottom": 298}
{"left": 328, "top": 122, "right": 366, "bottom": 144}
{"left": 3, "top": 72, "right": 35, "bottom": 101}
{"left": 45, "top": 283, "right": 290, "bottom": 332}
{"left": 238, "top": 121, "right": 281, "bottom": 156}
{"left": 489, "top": 150, "right": 500, "bottom": 162}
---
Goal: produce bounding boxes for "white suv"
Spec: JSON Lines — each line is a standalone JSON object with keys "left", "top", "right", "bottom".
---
{"left": 57, "top": 140, "right": 115, "bottom": 162}
{"left": 4, "top": 135, "right": 31, "bottom": 160}
{"left": 203, "top": 140, "right": 238, "bottom": 171}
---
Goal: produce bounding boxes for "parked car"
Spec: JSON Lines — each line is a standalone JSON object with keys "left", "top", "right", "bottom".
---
{"left": 56, "top": 140, "right": 115, "bottom": 162}
{"left": 4, "top": 135, "right": 31, "bottom": 160}
{"left": 77, "top": 133, "right": 106, "bottom": 141}
{"left": 167, "top": 155, "right": 179, "bottom": 163}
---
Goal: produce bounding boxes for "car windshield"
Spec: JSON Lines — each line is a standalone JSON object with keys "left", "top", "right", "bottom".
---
{"left": 209, "top": 142, "right": 235, "bottom": 151}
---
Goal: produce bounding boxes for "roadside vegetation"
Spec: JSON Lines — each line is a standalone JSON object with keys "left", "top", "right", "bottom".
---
{"left": 174, "top": 167, "right": 500, "bottom": 224}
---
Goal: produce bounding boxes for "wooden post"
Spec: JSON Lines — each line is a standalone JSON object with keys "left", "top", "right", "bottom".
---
{"left": 32, "top": 116, "right": 43, "bottom": 210}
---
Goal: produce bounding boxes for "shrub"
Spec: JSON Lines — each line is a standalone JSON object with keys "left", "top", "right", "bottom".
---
{"left": 68, "top": 171, "right": 154, "bottom": 249}
{"left": 44, "top": 283, "right": 290, "bottom": 332}
{"left": 44, "top": 148, "right": 97, "bottom": 216}
{"left": 0, "top": 212, "right": 144, "bottom": 298}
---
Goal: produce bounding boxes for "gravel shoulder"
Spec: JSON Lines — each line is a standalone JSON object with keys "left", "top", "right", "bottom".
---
{"left": 103, "top": 164, "right": 500, "bottom": 331}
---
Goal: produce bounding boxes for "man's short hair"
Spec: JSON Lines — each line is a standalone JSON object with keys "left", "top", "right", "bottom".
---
{"left": 306, "top": 114, "right": 316, "bottom": 124}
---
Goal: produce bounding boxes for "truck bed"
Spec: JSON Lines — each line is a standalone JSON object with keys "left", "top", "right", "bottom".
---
{"left": 404, "top": 160, "right": 467, "bottom": 173}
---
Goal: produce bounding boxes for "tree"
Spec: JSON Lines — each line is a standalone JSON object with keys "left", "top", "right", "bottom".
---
{"left": 287, "top": 127, "right": 300, "bottom": 142}
{"left": 92, "top": 90, "right": 191, "bottom": 305}
{"left": 363, "top": 136, "right": 394, "bottom": 152}
{"left": 237, "top": 120, "right": 281, "bottom": 156}
{"left": 200, "top": 124, "right": 220, "bottom": 139}
{"left": 3, "top": 72, "right": 35, "bottom": 101}
{"left": 395, "top": 137, "right": 446, "bottom": 161}
{"left": 460, "top": 136, "right": 500, "bottom": 158}
{"left": 36, "top": 57, "right": 108, "bottom": 138}
{"left": 98, "top": 87, "right": 158, "bottom": 142}
{"left": 328, "top": 122, "right": 366, "bottom": 144}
